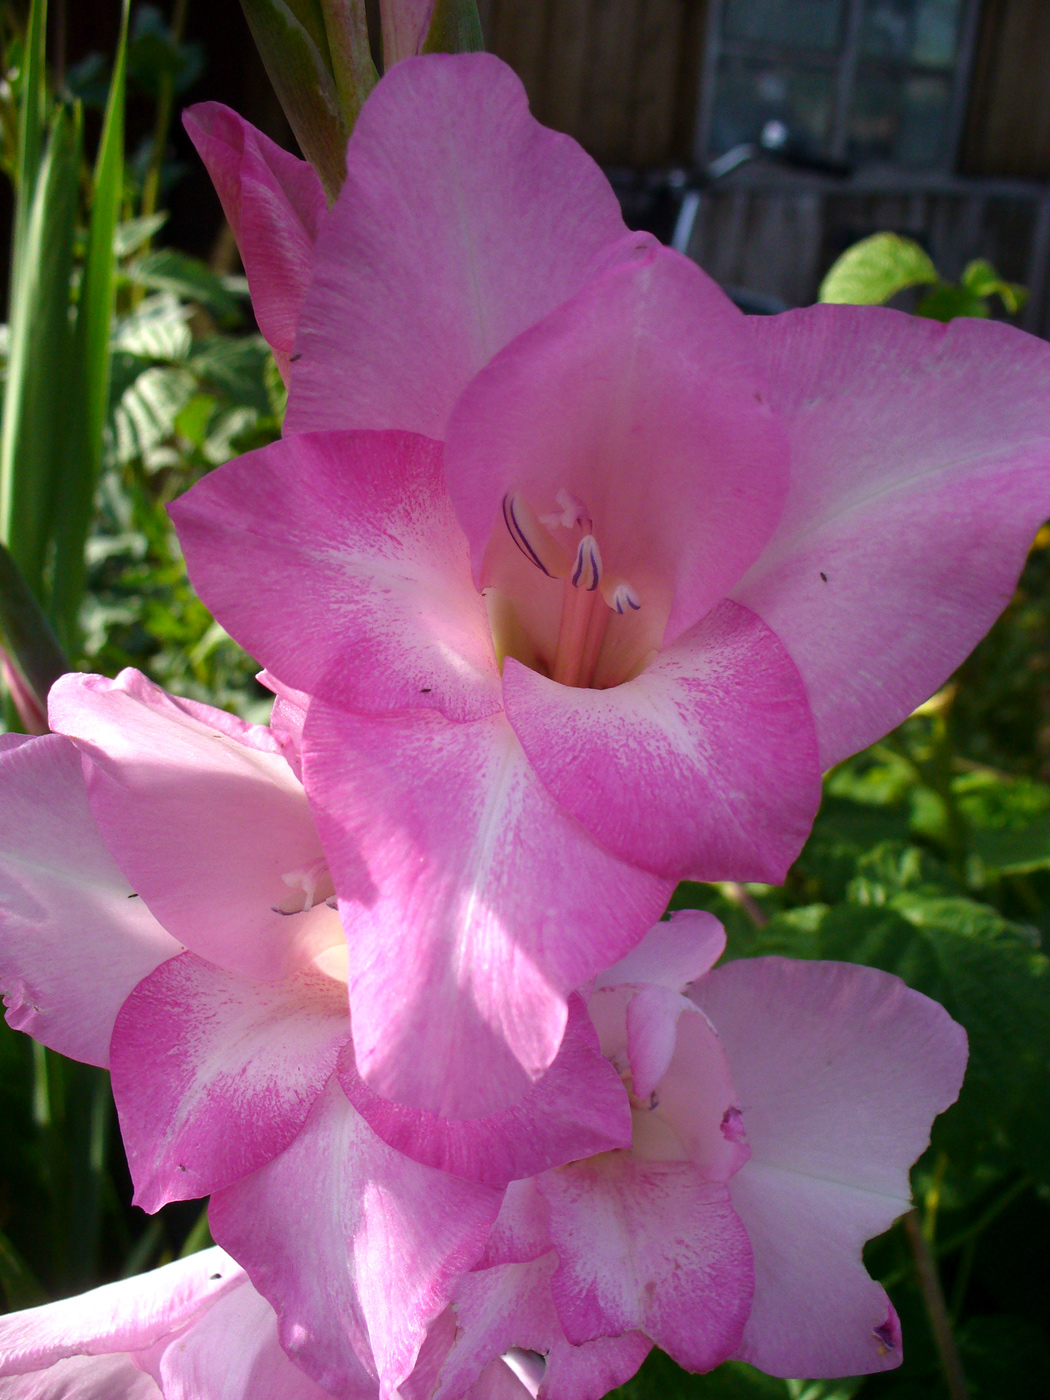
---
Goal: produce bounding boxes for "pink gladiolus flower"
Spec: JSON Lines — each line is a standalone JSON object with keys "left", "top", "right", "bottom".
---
{"left": 432, "top": 915, "right": 968, "bottom": 1389}
{"left": 174, "top": 53, "right": 1050, "bottom": 1126}
{"left": 0, "top": 669, "right": 627, "bottom": 1395}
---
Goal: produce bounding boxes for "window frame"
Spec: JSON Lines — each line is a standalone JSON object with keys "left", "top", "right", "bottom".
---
{"left": 693, "top": 0, "right": 985, "bottom": 171}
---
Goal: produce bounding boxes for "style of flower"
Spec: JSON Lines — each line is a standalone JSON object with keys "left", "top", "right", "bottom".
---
{"left": 175, "top": 52, "right": 1050, "bottom": 1125}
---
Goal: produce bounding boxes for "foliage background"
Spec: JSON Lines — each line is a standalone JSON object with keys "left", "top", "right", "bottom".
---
{"left": 0, "top": 7, "right": 1048, "bottom": 1400}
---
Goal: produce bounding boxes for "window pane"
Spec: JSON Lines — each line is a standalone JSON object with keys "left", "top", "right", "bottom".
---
{"left": 711, "top": 57, "right": 836, "bottom": 157}
{"left": 848, "top": 68, "right": 953, "bottom": 167}
{"left": 913, "top": 0, "right": 964, "bottom": 67}
{"left": 723, "top": 0, "right": 843, "bottom": 51}
{"left": 861, "top": 0, "right": 963, "bottom": 68}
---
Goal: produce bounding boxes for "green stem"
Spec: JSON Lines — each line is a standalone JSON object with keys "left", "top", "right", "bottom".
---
{"left": 904, "top": 1209, "right": 969, "bottom": 1400}
{"left": 139, "top": 0, "right": 190, "bottom": 236}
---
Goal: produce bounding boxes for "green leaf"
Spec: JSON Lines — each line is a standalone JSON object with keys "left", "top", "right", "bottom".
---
{"left": 240, "top": 0, "right": 350, "bottom": 202}
{"left": 611, "top": 1349, "right": 789, "bottom": 1400}
{"left": 12, "top": 0, "right": 50, "bottom": 266}
{"left": 125, "top": 248, "right": 244, "bottom": 324}
{"left": 972, "top": 814, "right": 1050, "bottom": 875}
{"left": 50, "top": 0, "right": 130, "bottom": 653}
{"left": 961, "top": 258, "right": 1028, "bottom": 316}
{"left": 0, "top": 1227, "right": 47, "bottom": 1308}
{"left": 422, "top": 0, "right": 485, "bottom": 54}
{"left": 818, "top": 232, "right": 939, "bottom": 306}
{"left": 0, "top": 102, "right": 83, "bottom": 600}
{"left": 0, "top": 537, "right": 68, "bottom": 720}
{"left": 113, "top": 211, "right": 169, "bottom": 258}
{"left": 915, "top": 282, "right": 989, "bottom": 322}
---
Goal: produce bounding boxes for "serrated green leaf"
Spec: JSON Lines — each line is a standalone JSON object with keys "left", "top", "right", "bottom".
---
{"left": 818, "top": 233, "right": 939, "bottom": 306}
{"left": 113, "top": 211, "right": 169, "bottom": 258}
{"left": 113, "top": 294, "right": 193, "bottom": 361}
{"left": 126, "top": 248, "right": 244, "bottom": 324}
{"left": 110, "top": 365, "right": 197, "bottom": 467}
{"left": 972, "top": 814, "right": 1050, "bottom": 875}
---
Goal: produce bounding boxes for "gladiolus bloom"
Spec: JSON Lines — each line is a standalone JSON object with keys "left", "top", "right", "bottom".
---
{"left": 175, "top": 53, "right": 1050, "bottom": 1127}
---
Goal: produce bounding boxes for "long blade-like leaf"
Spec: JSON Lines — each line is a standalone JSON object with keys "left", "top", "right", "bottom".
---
{"left": 12, "top": 0, "right": 49, "bottom": 268}
{"left": 50, "top": 0, "right": 130, "bottom": 652}
{"left": 0, "top": 537, "right": 67, "bottom": 715}
{"left": 0, "top": 104, "right": 83, "bottom": 600}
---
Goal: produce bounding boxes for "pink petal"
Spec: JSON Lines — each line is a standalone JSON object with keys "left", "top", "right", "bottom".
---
{"left": 693, "top": 957, "right": 968, "bottom": 1377}
{"left": 304, "top": 701, "right": 671, "bottom": 1117}
{"left": 171, "top": 431, "right": 501, "bottom": 723}
{"left": 537, "top": 1156, "right": 753, "bottom": 1372}
{"left": 736, "top": 306, "right": 1050, "bottom": 768}
{"left": 503, "top": 600, "right": 821, "bottom": 884}
{"left": 0, "top": 1247, "right": 241, "bottom": 1376}
{"left": 0, "top": 733, "right": 179, "bottom": 1067}
{"left": 473, "top": 1180, "right": 552, "bottom": 1270}
{"left": 260, "top": 670, "right": 310, "bottom": 781}
{"left": 111, "top": 952, "right": 350, "bottom": 1212}
{"left": 0, "top": 1353, "right": 160, "bottom": 1397}
{"left": 339, "top": 993, "right": 629, "bottom": 1183}
{"left": 49, "top": 669, "right": 333, "bottom": 982}
{"left": 150, "top": 1271, "right": 356, "bottom": 1400}
{"left": 631, "top": 999, "right": 750, "bottom": 1180}
{"left": 285, "top": 53, "right": 627, "bottom": 439}
{"left": 444, "top": 247, "right": 787, "bottom": 640}
{"left": 182, "top": 103, "right": 326, "bottom": 378}
{"left": 436, "top": 1256, "right": 649, "bottom": 1400}
{"left": 209, "top": 1079, "right": 503, "bottom": 1398}
{"left": 596, "top": 910, "right": 726, "bottom": 991}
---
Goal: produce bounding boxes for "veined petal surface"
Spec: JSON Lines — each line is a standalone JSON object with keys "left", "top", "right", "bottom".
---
{"left": 286, "top": 53, "right": 628, "bottom": 439}
{"left": 171, "top": 430, "right": 501, "bottom": 723}
{"left": 49, "top": 669, "right": 333, "bottom": 982}
{"left": 693, "top": 957, "right": 967, "bottom": 1377}
{"left": 0, "top": 732, "right": 178, "bottom": 1067}
{"left": 304, "top": 702, "right": 670, "bottom": 1117}
{"left": 111, "top": 952, "right": 350, "bottom": 1211}
{"left": 736, "top": 306, "right": 1050, "bottom": 768}
{"left": 210, "top": 1079, "right": 502, "bottom": 1399}
{"left": 503, "top": 601, "right": 821, "bottom": 884}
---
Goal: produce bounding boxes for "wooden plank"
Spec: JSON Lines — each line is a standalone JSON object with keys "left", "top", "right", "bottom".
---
{"left": 582, "top": 0, "right": 644, "bottom": 161}
{"left": 488, "top": 0, "right": 552, "bottom": 114}
{"left": 630, "top": 0, "right": 688, "bottom": 166}
{"left": 540, "top": 0, "right": 594, "bottom": 135}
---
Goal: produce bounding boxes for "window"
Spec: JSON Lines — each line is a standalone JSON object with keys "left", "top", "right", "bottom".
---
{"left": 702, "top": 0, "right": 981, "bottom": 171}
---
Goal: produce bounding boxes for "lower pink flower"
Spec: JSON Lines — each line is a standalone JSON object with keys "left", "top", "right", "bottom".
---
{"left": 430, "top": 915, "right": 968, "bottom": 1389}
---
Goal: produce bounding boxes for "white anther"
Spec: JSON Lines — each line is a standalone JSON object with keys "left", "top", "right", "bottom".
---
{"left": 610, "top": 581, "right": 641, "bottom": 613}
{"left": 571, "top": 535, "right": 602, "bottom": 591}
